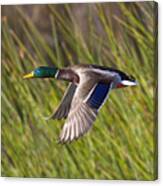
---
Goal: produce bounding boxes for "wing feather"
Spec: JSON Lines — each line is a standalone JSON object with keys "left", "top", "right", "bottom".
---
{"left": 58, "top": 100, "right": 97, "bottom": 143}
{"left": 45, "top": 83, "right": 77, "bottom": 120}
{"left": 58, "top": 71, "right": 113, "bottom": 143}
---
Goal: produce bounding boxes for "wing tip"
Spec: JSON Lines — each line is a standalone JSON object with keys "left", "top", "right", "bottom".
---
{"left": 57, "top": 138, "right": 74, "bottom": 145}
{"left": 57, "top": 133, "right": 83, "bottom": 144}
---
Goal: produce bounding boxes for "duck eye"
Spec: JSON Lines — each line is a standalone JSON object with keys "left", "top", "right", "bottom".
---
{"left": 35, "top": 68, "right": 42, "bottom": 76}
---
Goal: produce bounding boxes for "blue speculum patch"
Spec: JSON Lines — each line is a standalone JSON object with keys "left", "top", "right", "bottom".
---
{"left": 87, "top": 83, "right": 111, "bottom": 110}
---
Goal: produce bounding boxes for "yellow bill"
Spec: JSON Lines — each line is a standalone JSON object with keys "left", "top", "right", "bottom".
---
{"left": 23, "top": 71, "right": 34, "bottom": 79}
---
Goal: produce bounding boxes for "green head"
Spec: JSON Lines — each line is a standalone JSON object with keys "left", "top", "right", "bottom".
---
{"left": 23, "top": 66, "right": 58, "bottom": 79}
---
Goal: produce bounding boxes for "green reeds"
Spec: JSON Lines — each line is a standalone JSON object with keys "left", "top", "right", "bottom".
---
{"left": 1, "top": 2, "right": 157, "bottom": 180}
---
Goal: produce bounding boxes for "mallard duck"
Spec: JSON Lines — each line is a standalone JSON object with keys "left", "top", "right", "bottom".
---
{"left": 23, "top": 64, "right": 137, "bottom": 143}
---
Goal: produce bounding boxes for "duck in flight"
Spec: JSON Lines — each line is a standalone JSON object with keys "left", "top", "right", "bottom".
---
{"left": 23, "top": 64, "right": 137, "bottom": 143}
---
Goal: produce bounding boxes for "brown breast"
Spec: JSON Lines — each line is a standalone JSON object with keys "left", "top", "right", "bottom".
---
{"left": 57, "top": 69, "right": 80, "bottom": 84}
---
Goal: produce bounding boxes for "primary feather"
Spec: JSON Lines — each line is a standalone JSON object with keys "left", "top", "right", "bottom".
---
{"left": 46, "top": 83, "right": 77, "bottom": 120}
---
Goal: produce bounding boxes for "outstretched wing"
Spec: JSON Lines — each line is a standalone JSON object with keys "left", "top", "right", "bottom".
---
{"left": 46, "top": 83, "right": 77, "bottom": 120}
{"left": 58, "top": 82, "right": 112, "bottom": 143}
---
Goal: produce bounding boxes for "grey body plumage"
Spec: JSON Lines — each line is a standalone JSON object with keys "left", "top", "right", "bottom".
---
{"left": 46, "top": 64, "right": 137, "bottom": 143}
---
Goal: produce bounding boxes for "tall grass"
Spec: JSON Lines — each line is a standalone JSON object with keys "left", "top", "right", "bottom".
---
{"left": 1, "top": 2, "right": 157, "bottom": 180}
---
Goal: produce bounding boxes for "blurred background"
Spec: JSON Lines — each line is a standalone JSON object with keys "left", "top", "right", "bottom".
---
{"left": 2, "top": 2, "right": 157, "bottom": 180}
